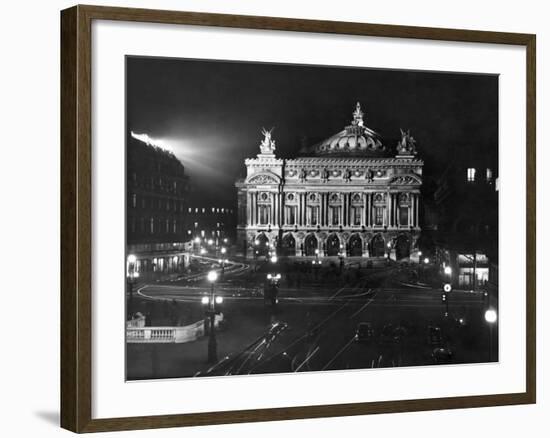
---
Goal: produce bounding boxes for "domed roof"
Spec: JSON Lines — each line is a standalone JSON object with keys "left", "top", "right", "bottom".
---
{"left": 302, "top": 102, "right": 387, "bottom": 157}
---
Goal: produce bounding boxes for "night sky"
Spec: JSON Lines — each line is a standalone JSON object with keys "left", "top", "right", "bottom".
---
{"left": 126, "top": 56, "right": 498, "bottom": 206}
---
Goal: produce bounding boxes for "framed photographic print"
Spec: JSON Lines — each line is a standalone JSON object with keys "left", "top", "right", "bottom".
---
{"left": 60, "top": 4, "right": 536, "bottom": 433}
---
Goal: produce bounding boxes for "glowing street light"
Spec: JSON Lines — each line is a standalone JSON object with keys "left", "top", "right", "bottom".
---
{"left": 207, "top": 270, "right": 218, "bottom": 283}
{"left": 423, "top": 257, "right": 430, "bottom": 264}
{"left": 485, "top": 309, "right": 498, "bottom": 324}
{"left": 221, "top": 247, "right": 227, "bottom": 254}
{"left": 271, "top": 255, "right": 278, "bottom": 263}
{"left": 207, "top": 239, "right": 214, "bottom": 246}
{"left": 485, "top": 308, "right": 498, "bottom": 362}
{"left": 444, "top": 266, "right": 452, "bottom": 275}
{"left": 194, "top": 237, "right": 201, "bottom": 244}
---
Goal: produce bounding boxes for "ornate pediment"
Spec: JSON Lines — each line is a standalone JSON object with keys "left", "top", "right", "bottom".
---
{"left": 389, "top": 174, "right": 422, "bottom": 185}
{"left": 246, "top": 172, "right": 280, "bottom": 185}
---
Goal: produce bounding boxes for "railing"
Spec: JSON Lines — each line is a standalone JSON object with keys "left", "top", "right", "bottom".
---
{"left": 126, "top": 314, "right": 223, "bottom": 344}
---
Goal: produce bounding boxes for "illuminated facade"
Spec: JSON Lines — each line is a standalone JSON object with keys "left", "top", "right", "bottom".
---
{"left": 235, "top": 103, "right": 424, "bottom": 260}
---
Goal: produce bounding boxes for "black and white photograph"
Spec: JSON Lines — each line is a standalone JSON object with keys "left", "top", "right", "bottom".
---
{"left": 125, "top": 56, "right": 499, "bottom": 380}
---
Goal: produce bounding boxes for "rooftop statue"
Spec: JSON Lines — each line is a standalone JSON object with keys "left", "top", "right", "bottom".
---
{"left": 259, "top": 127, "right": 276, "bottom": 155}
{"left": 396, "top": 128, "right": 417, "bottom": 156}
{"left": 351, "top": 102, "right": 365, "bottom": 127}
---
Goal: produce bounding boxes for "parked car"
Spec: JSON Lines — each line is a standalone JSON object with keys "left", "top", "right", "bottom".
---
{"left": 428, "top": 326, "right": 443, "bottom": 346}
{"left": 355, "top": 322, "right": 374, "bottom": 342}
{"left": 432, "top": 347, "right": 453, "bottom": 364}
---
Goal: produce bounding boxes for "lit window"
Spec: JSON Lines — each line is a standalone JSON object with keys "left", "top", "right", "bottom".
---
{"left": 486, "top": 168, "right": 493, "bottom": 182}
{"left": 374, "top": 207, "right": 384, "bottom": 226}
{"left": 467, "top": 168, "right": 476, "bottom": 182}
{"left": 202, "top": 208, "right": 205, "bottom": 214}
{"left": 131, "top": 193, "right": 137, "bottom": 208}
{"left": 353, "top": 207, "right": 362, "bottom": 226}
{"left": 195, "top": 208, "right": 198, "bottom": 213}
{"left": 194, "top": 222, "right": 198, "bottom": 228}
{"left": 212, "top": 207, "right": 215, "bottom": 213}
{"left": 308, "top": 206, "right": 319, "bottom": 226}
{"left": 330, "top": 206, "right": 341, "bottom": 226}
{"left": 188, "top": 207, "right": 192, "bottom": 213}
{"left": 201, "top": 230, "right": 205, "bottom": 237}
{"left": 259, "top": 205, "right": 270, "bottom": 225}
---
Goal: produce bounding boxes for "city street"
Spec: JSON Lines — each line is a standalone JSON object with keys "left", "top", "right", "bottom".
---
{"left": 127, "top": 260, "right": 498, "bottom": 380}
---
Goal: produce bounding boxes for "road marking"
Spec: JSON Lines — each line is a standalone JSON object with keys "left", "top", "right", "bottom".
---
{"left": 350, "top": 290, "right": 377, "bottom": 318}
{"left": 321, "top": 336, "right": 356, "bottom": 371}
{"left": 294, "top": 346, "right": 320, "bottom": 372}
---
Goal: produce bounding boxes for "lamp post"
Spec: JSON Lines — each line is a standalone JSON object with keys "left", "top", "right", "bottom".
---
{"left": 126, "top": 254, "right": 139, "bottom": 318}
{"left": 484, "top": 308, "right": 497, "bottom": 362}
{"left": 266, "top": 273, "right": 281, "bottom": 306}
{"left": 203, "top": 270, "right": 222, "bottom": 363}
{"left": 220, "top": 247, "right": 227, "bottom": 277}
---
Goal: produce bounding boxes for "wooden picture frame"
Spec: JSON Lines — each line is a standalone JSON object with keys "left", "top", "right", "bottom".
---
{"left": 60, "top": 4, "right": 536, "bottom": 433}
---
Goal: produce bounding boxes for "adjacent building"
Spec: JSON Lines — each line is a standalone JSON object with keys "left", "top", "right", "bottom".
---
{"left": 432, "top": 145, "right": 498, "bottom": 289}
{"left": 126, "top": 132, "right": 191, "bottom": 277}
{"left": 235, "top": 103, "right": 424, "bottom": 260}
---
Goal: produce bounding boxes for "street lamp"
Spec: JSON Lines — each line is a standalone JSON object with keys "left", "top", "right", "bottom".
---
{"left": 444, "top": 266, "right": 452, "bottom": 275}
{"left": 126, "top": 254, "right": 139, "bottom": 317}
{"left": 203, "top": 270, "right": 221, "bottom": 363}
{"left": 270, "top": 255, "right": 278, "bottom": 264}
{"left": 484, "top": 308, "right": 498, "bottom": 362}
{"left": 265, "top": 273, "right": 281, "bottom": 306}
{"left": 423, "top": 257, "right": 430, "bottom": 264}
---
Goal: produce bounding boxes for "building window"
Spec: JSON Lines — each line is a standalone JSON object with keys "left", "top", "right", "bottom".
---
{"left": 285, "top": 206, "right": 296, "bottom": 225}
{"left": 150, "top": 218, "right": 154, "bottom": 234}
{"left": 330, "top": 206, "right": 341, "bottom": 226}
{"left": 259, "top": 205, "right": 270, "bottom": 225}
{"left": 173, "top": 220, "right": 177, "bottom": 233}
{"left": 353, "top": 207, "right": 362, "bottom": 225}
{"left": 399, "top": 207, "right": 409, "bottom": 226}
{"left": 307, "top": 206, "right": 319, "bottom": 226}
{"left": 467, "top": 168, "right": 476, "bottom": 182}
{"left": 374, "top": 207, "right": 384, "bottom": 226}
{"left": 131, "top": 193, "right": 137, "bottom": 208}
{"left": 486, "top": 168, "right": 493, "bottom": 182}
{"left": 130, "top": 218, "right": 136, "bottom": 233}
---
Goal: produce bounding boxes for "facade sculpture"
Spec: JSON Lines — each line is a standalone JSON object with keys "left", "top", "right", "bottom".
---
{"left": 235, "top": 103, "right": 424, "bottom": 260}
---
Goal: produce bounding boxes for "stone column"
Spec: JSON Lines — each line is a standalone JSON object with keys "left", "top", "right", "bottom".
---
{"left": 271, "top": 193, "right": 275, "bottom": 225}
{"left": 250, "top": 192, "right": 255, "bottom": 226}
{"left": 389, "top": 193, "right": 394, "bottom": 227}
{"left": 362, "top": 193, "right": 367, "bottom": 226}
{"left": 300, "top": 193, "right": 305, "bottom": 226}
{"left": 247, "top": 192, "right": 252, "bottom": 226}
{"left": 415, "top": 193, "right": 419, "bottom": 228}
{"left": 367, "top": 193, "right": 371, "bottom": 227}
{"left": 409, "top": 194, "right": 414, "bottom": 227}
